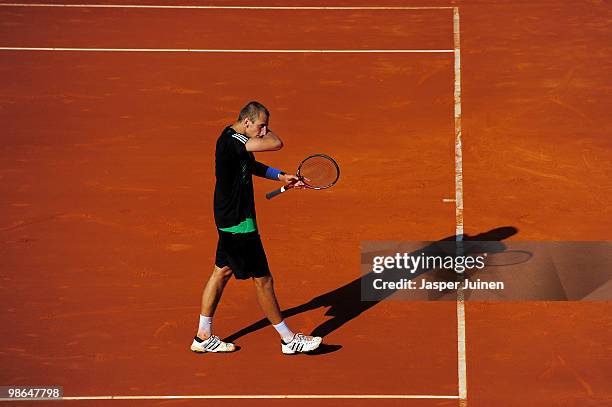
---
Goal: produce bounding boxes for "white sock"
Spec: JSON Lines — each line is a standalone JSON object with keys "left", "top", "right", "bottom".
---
{"left": 198, "top": 315, "right": 213, "bottom": 338}
{"left": 273, "top": 320, "right": 295, "bottom": 343}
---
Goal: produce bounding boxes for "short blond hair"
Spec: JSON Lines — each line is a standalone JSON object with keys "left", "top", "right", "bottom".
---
{"left": 238, "top": 101, "right": 269, "bottom": 122}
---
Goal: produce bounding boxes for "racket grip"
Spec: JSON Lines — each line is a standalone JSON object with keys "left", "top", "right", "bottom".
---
{"left": 266, "top": 186, "right": 286, "bottom": 200}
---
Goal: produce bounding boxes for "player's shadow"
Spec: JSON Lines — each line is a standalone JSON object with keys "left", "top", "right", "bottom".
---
{"left": 223, "top": 226, "right": 518, "bottom": 354}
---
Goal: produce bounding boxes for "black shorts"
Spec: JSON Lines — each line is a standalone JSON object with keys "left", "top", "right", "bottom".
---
{"left": 215, "top": 231, "right": 271, "bottom": 280}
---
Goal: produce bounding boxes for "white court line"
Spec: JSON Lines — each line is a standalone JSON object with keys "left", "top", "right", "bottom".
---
{"left": 0, "top": 394, "right": 461, "bottom": 401}
{"left": 0, "top": 47, "right": 454, "bottom": 53}
{"left": 453, "top": 6, "right": 468, "bottom": 405}
{"left": 453, "top": 16, "right": 465, "bottom": 238}
{"left": 0, "top": 3, "right": 454, "bottom": 10}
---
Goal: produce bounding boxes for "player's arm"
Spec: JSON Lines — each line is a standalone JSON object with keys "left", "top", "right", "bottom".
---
{"left": 245, "top": 130, "right": 283, "bottom": 152}
{"left": 251, "top": 160, "right": 304, "bottom": 188}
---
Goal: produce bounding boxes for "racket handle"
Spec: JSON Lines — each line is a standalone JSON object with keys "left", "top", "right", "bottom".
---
{"left": 266, "top": 186, "right": 286, "bottom": 200}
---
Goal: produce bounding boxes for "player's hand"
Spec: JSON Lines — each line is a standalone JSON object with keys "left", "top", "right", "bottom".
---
{"left": 280, "top": 173, "right": 306, "bottom": 189}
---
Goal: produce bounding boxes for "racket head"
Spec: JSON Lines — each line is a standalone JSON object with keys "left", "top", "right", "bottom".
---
{"left": 296, "top": 154, "right": 340, "bottom": 190}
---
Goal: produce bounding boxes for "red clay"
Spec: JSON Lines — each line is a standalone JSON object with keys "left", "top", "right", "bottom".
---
{"left": 1, "top": 2, "right": 610, "bottom": 406}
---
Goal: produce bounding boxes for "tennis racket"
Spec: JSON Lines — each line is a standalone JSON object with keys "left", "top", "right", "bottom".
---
{"left": 266, "top": 154, "right": 340, "bottom": 200}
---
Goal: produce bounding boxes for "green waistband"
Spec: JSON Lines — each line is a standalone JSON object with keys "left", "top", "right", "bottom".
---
{"left": 218, "top": 217, "right": 257, "bottom": 234}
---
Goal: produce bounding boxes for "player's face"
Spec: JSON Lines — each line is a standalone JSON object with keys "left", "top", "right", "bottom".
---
{"left": 245, "top": 113, "right": 268, "bottom": 138}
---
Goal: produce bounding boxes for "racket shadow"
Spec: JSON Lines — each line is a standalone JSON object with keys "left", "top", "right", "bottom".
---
{"left": 223, "top": 226, "right": 519, "bottom": 351}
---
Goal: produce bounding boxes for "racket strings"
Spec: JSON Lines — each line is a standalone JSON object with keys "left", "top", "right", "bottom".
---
{"left": 299, "top": 156, "right": 339, "bottom": 188}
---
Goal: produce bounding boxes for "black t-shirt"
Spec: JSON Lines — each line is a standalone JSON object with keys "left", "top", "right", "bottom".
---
{"left": 213, "top": 126, "right": 257, "bottom": 230}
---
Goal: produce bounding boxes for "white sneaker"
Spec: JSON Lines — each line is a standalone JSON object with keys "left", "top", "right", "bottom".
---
{"left": 281, "top": 333, "right": 322, "bottom": 354}
{"left": 190, "top": 335, "right": 236, "bottom": 353}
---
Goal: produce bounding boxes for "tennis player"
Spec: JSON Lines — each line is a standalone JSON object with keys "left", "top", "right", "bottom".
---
{"left": 191, "top": 101, "right": 322, "bottom": 354}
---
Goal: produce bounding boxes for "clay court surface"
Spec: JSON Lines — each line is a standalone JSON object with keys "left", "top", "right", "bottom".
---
{"left": 1, "top": 1, "right": 611, "bottom": 406}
